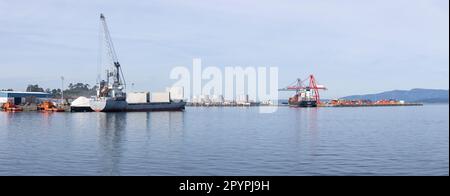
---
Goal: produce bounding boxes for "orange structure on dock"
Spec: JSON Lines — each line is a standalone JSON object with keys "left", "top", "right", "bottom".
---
{"left": 1, "top": 102, "right": 23, "bottom": 112}
{"left": 37, "top": 101, "right": 65, "bottom": 112}
{"left": 326, "top": 99, "right": 421, "bottom": 107}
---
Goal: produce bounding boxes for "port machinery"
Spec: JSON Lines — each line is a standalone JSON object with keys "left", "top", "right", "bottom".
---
{"left": 279, "top": 75, "right": 327, "bottom": 107}
{"left": 89, "top": 13, "right": 186, "bottom": 112}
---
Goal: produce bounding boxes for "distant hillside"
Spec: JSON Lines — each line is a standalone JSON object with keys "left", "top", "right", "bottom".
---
{"left": 340, "top": 89, "right": 449, "bottom": 103}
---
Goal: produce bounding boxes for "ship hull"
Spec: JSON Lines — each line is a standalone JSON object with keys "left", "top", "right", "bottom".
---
{"left": 126, "top": 102, "right": 186, "bottom": 112}
{"left": 70, "top": 106, "right": 94, "bottom": 112}
{"left": 90, "top": 99, "right": 185, "bottom": 112}
{"left": 90, "top": 99, "right": 128, "bottom": 112}
{"left": 289, "top": 100, "right": 317, "bottom": 107}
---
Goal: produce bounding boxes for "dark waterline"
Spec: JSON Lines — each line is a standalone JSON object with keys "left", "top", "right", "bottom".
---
{"left": 0, "top": 105, "right": 448, "bottom": 176}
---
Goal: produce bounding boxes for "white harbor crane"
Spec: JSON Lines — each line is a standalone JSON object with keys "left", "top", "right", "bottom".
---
{"left": 90, "top": 13, "right": 187, "bottom": 112}
{"left": 98, "top": 13, "right": 126, "bottom": 99}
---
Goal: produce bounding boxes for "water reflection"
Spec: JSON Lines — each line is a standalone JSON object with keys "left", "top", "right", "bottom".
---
{"left": 306, "top": 108, "right": 319, "bottom": 138}
{"left": 293, "top": 107, "right": 319, "bottom": 140}
{"left": 95, "top": 111, "right": 185, "bottom": 175}
{"left": 0, "top": 106, "right": 448, "bottom": 175}
{"left": 306, "top": 108, "right": 319, "bottom": 159}
{"left": 3, "top": 112, "right": 56, "bottom": 131}
{"left": 97, "top": 112, "right": 127, "bottom": 175}
{"left": 3, "top": 112, "right": 16, "bottom": 126}
{"left": 39, "top": 112, "right": 55, "bottom": 128}
{"left": 148, "top": 112, "right": 185, "bottom": 139}
{"left": 292, "top": 107, "right": 319, "bottom": 161}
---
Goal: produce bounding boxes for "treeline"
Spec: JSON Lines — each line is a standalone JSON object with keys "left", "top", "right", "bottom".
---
{"left": 25, "top": 83, "right": 97, "bottom": 99}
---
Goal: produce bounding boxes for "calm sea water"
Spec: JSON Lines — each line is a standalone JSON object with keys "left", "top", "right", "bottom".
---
{"left": 0, "top": 105, "right": 448, "bottom": 176}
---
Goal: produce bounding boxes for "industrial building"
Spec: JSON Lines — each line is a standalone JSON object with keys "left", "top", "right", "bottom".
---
{"left": 0, "top": 91, "right": 51, "bottom": 105}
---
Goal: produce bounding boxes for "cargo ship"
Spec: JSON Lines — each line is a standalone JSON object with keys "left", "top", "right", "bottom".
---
{"left": 288, "top": 87, "right": 318, "bottom": 107}
{"left": 280, "top": 75, "right": 327, "bottom": 107}
{"left": 90, "top": 14, "right": 185, "bottom": 112}
{"left": 90, "top": 98, "right": 186, "bottom": 112}
{"left": 289, "top": 99, "right": 317, "bottom": 107}
{"left": 90, "top": 89, "right": 186, "bottom": 112}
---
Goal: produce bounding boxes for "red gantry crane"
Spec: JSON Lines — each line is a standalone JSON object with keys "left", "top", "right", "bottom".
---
{"left": 279, "top": 74, "right": 327, "bottom": 107}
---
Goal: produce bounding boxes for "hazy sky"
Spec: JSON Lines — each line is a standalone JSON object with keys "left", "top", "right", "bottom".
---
{"left": 0, "top": 0, "right": 448, "bottom": 98}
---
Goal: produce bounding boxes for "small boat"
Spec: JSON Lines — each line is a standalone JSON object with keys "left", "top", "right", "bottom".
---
{"left": 1, "top": 102, "right": 23, "bottom": 112}
{"left": 37, "top": 101, "right": 65, "bottom": 112}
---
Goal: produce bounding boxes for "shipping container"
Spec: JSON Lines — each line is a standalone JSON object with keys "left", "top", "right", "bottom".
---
{"left": 166, "top": 87, "right": 184, "bottom": 101}
{"left": 150, "top": 92, "right": 170, "bottom": 103}
{"left": 127, "top": 92, "right": 149, "bottom": 103}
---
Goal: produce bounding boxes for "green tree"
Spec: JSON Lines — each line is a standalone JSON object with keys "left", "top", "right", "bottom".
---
{"left": 26, "top": 84, "right": 44, "bottom": 92}
{"left": 63, "top": 83, "right": 96, "bottom": 98}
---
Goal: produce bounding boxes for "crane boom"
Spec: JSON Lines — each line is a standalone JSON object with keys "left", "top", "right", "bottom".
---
{"left": 279, "top": 74, "right": 327, "bottom": 106}
{"left": 100, "top": 13, "right": 126, "bottom": 87}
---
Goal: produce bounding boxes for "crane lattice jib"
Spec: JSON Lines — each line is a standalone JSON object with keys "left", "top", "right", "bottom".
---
{"left": 279, "top": 74, "right": 327, "bottom": 104}
{"left": 100, "top": 14, "right": 126, "bottom": 88}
